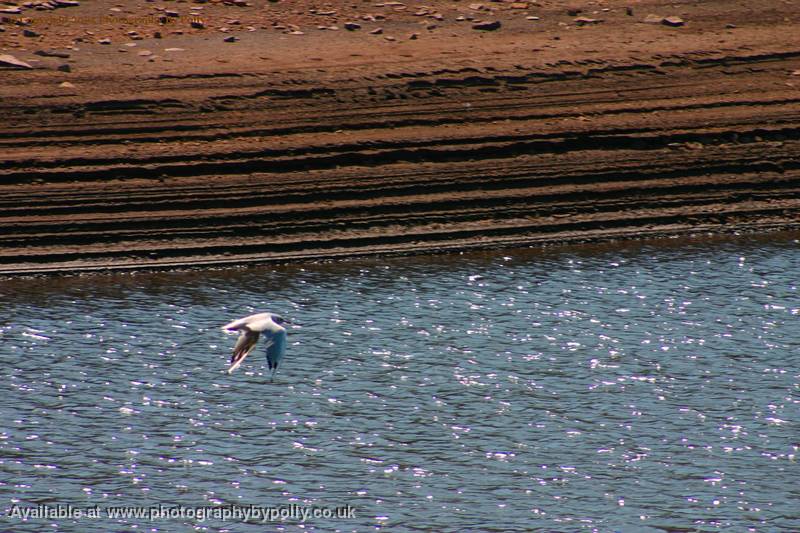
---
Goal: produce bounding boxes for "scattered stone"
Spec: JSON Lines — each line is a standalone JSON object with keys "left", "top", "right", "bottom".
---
{"left": 574, "top": 17, "right": 602, "bottom": 26}
{"left": 35, "top": 50, "right": 71, "bottom": 58}
{"left": 468, "top": 3, "right": 485, "bottom": 10}
{"left": 0, "top": 53, "right": 33, "bottom": 69}
{"left": 164, "top": 47, "right": 185, "bottom": 52}
{"left": 626, "top": 7, "right": 633, "bottom": 16}
{"left": 153, "top": 31, "right": 162, "bottom": 38}
{"left": 725, "top": 23, "right": 736, "bottom": 29}
{"left": 223, "top": 35, "right": 238, "bottom": 42}
{"left": 0, "top": 7, "right": 23, "bottom": 14}
{"left": 23, "top": 29, "right": 40, "bottom": 37}
{"left": 191, "top": 20, "right": 205, "bottom": 29}
{"left": 344, "top": 22, "right": 361, "bottom": 30}
{"left": 384, "top": 35, "right": 395, "bottom": 41}
{"left": 662, "top": 16, "right": 685, "bottom": 27}
{"left": 370, "top": 27, "right": 383, "bottom": 34}
{"left": 510, "top": 2, "right": 528, "bottom": 8}
{"left": 526, "top": 15, "right": 540, "bottom": 20}
{"left": 165, "top": 10, "right": 179, "bottom": 17}
{"left": 409, "top": 32, "right": 419, "bottom": 39}
{"left": 57, "top": 63, "right": 70, "bottom": 72}
{"left": 53, "top": 0, "right": 80, "bottom": 6}
{"left": 97, "top": 37, "right": 111, "bottom": 44}
{"left": 643, "top": 14, "right": 663, "bottom": 24}
{"left": 472, "top": 20, "right": 501, "bottom": 31}
{"left": 59, "top": 81, "right": 75, "bottom": 88}
{"left": 138, "top": 50, "right": 152, "bottom": 56}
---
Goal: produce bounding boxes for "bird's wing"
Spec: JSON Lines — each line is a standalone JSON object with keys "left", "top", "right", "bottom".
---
{"left": 222, "top": 313, "right": 271, "bottom": 332}
{"left": 227, "top": 329, "right": 260, "bottom": 374}
{"left": 263, "top": 328, "right": 287, "bottom": 371}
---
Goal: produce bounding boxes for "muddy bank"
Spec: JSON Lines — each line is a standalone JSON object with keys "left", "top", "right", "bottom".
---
{"left": 1, "top": 0, "right": 799, "bottom": 274}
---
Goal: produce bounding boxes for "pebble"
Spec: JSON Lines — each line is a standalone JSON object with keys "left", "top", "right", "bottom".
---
{"left": 370, "top": 27, "right": 383, "bottom": 34}
{"left": 344, "top": 22, "right": 361, "bottom": 30}
{"left": 472, "top": 20, "right": 501, "bottom": 31}
{"left": 643, "top": 14, "right": 663, "bottom": 24}
{"left": 59, "top": 81, "right": 75, "bottom": 88}
{"left": 98, "top": 38, "right": 111, "bottom": 44}
{"left": 23, "top": 29, "right": 40, "bottom": 37}
{"left": 0, "top": 7, "right": 23, "bottom": 14}
{"left": 223, "top": 35, "right": 239, "bottom": 42}
{"left": 191, "top": 20, "right": 205, "bottom": 29}
{"left": 662, "top": 16, "right": 685, "bottom": 27}
{"left": 0, "top": 53, "right": 33, "bottom": 69}
{"left": 35, "top": 50, "right": 70, "bottom": 58}
{"left": 574, "top": 17, "right": 602, "bottom": 26}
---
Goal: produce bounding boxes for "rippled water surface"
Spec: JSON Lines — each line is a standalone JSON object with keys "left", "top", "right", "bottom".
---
{"left": 1, "top": 234, "right": 799, "bottom": 532}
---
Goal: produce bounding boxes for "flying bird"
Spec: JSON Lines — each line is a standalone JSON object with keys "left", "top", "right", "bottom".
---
{"left": 222, "top": 312, "right": 288, "bottom": 379}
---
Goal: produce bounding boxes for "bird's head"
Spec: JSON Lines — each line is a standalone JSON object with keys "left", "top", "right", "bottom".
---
{"left": 271, "top": 314, "right": 289, "bottom": 327}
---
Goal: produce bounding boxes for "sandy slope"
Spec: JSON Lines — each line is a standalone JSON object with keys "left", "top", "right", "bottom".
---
{"left": 1, "top": 0, "right": 799, "bottom": 274}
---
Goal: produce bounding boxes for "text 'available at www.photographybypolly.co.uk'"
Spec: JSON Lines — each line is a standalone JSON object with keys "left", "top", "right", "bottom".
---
{"left": 5, "top": 504, "right": 357, "bottom": 523}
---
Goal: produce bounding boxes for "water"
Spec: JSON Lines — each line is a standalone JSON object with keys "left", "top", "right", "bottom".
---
{"left": 1, "top": 233, "right": 798, "bottom": 532}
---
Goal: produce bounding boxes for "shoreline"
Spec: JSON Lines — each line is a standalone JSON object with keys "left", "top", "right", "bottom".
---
{"left": 2, "top": 0, "right": 799, "bottom": 275}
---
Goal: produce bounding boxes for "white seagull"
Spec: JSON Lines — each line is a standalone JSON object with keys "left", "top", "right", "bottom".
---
{"left": 222, "top": 312, "right": 288, "bottom": 379}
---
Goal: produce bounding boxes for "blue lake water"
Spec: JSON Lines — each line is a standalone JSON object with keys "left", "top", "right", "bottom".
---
{"left": 1, "top": 233, "right": 799, "bottom": 532}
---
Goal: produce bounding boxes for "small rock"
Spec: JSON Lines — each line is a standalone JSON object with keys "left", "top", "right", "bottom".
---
{"left": 625, "top": 7, "right": 633, "bottom": 16}
{"left": 0, "top": 53, "right": 33, "bottom": 69}
{"left": 409, "top": 32, "right": 419, "bottom": 40}
{"left": 138, "top": 50, "right": 152, "bottom": 56}
{"left": 191, "top": 20, "right": 205, "bottom": 29}
{"left": 370, "top": 27, "right": 383, "bottom": 34}
{"left": 53, "top": 0, "right": 80, "bottom": 6}
{"left": 662, "top": 16, "right": 685, "bottom": 27}
{"left": 153, "top": 31, "right": 162, "bottom": 38}
{"left": 35, "top": 50, "right": 70, "bottom": 58}
{"left": 725, "top": 23, "right": 736, "bottom": 29}
{"left": 510, "top": 2, "right": 528, "bottom": 8}
{"left": 574, "top": 17, "right": 602, "bottom": 26}
{"left": 59, "top": 81, "right": 75, "bottom": 88}
{"left": 223, "top": 35, "right": 238, "bottom": 42}
{"left": 344, "top": 22, "right": 361, "bottom": 30}
{"left": 472, "top": 20, "right": 501, "bottom": 31}
{"left": 164, "top": 47, "right": 185, "bottom": 52}
{"left": 384, "top": 35, "right": 396, "bottom": 41}
{"left": 567, "top": 8, "right": 581, "bottom": 16}
{"left": 57, "top": 63, "right": 70, "bottom": 72}
{"left": 23, "top": 29, "right": 40, "bottom": 37}
{"left": 643, "top": 14, "right": 663, "bottom": 24}
{"left": 97, "top": 38, "right": 111, "bottom": 44}
{"left": 0, "top": 7, "right": 23, "bottom": 14}
{"left": 468, "top": 3, "right": 485, "bottom": 10}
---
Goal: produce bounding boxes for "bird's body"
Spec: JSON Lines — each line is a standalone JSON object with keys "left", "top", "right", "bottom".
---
{"left": 222, "top": 312, "right": 288, "bottom": 379}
